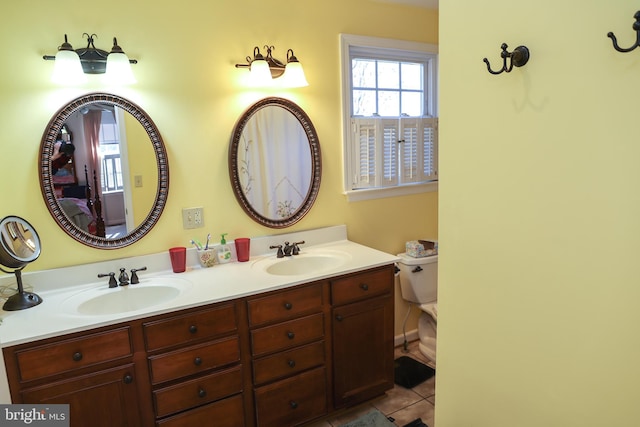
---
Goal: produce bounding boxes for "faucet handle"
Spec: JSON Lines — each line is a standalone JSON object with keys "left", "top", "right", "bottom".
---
{"left": 98, "top": 272, "right": 117, "bottom": 288}
{"left": 292, "top": 240, "right": 305, "bottom": 255}
{"left": 130, "top": 266, "right": 147, "bottom": 284}
{"left": 269, "top": 244, "right": 284, "bottom": 258}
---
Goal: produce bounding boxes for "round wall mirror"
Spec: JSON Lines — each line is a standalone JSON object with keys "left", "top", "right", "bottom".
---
{"left": 229, "top": 97, "right": 321, "bottom": 228}
{"left": 39, "top": 93, "right": 169, "bottom": 249}
{"left": 0, "top": 216, "right": 43, "bottom": 310}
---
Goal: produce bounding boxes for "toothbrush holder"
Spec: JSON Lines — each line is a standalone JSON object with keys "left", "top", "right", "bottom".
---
{"left": 197, "top": 248, "right": 217, "bottom": 268}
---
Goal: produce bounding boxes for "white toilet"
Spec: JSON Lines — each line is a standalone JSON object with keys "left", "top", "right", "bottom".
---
{"left": 397, "top": 253, "right": 438, "bottom": 366}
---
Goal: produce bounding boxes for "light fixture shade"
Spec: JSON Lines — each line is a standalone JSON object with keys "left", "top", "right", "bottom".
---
{"left": 281, "top": 62, "right": 309, "bottom": 88}
{"left": 105, "top": 52, "right": 137, "bottom": 85}
{"left": 51, "top": 50, "right": 86, "bottom": 85}
{"left": 249, "top": 59, "right": 273, "bottom": 86}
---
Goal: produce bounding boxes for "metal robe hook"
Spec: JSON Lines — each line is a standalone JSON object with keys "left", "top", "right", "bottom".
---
{"left": 483, "top": 43, "right": 530, "bottom": 75}
{"left": 607, "top": 11, "right": 640, "bottom": 53}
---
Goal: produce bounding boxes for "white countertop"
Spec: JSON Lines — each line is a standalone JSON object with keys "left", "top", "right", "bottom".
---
{"left": 0, "top": 225, "right": 399, "bottom": 348}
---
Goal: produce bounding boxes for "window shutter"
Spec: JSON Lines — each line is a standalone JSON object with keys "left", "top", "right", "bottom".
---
{"left": 352, "top": 118, "right": 377, "bottom": 189}
{"left": 399, "top": 118, "right": 420, "bottom": 184}
{"left": 423, "top": 118, "right": 438, "bottom": 181}
{"left": 381, "top": 119, "right": 399, "bottom": 187}
{"left": 398, "top": 117, "right": 437, "bottom": 184}
{"left": 352, "top": 118, "right": 399, "bottom": 189}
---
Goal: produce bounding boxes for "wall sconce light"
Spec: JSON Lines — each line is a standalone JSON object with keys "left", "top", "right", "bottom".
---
{"left": 608, "top": 11, "right": 640, "bottom": 53}
{"left": 483, "top": 43, "right": 530, "bottom": 75}
{"left": 235, "top": 45, "right": 308, "bottom": 88}
{"left": 43, "top": 33, "right": 138, "bottom": 85}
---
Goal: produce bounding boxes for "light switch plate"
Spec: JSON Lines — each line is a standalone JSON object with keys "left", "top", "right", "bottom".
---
{"left": 182, "top": 207, "right": 204, "bottom": 229}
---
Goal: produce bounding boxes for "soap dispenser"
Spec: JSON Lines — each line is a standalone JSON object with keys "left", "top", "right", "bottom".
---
{"left": 217, "top": 233, "right": 232, "bottom": 264}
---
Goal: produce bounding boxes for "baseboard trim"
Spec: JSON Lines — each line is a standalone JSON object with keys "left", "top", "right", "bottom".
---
{"left": 394, "top": 329, "right": 418, "bottom": 347}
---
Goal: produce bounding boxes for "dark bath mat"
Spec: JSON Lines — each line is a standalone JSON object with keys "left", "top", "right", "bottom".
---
{"left": 394, "top": 355, "right": 435, "bottom": 388}
{"left": 403, "top": 419, "right": 429, "bottom": 427}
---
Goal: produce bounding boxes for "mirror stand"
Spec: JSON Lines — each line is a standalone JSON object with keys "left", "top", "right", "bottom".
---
{"left": 1, "top": 267, "right": 42, "bottom": 311}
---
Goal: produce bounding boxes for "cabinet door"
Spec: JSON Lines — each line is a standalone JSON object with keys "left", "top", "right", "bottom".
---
{"left": 20, "top": 364, "right": 142, "bottom": 427}
{"left": 332, "top": 294, "right": 394, "bottom": 408}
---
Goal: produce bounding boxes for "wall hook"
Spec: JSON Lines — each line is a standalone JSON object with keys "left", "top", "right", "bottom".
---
{"left": 483, "top": 43, "right": 530, "bottom": 75}
{"left": 607, "top": 11, "right": 640, "bottom": 52}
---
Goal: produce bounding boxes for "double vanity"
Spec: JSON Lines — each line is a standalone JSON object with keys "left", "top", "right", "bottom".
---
{"left": 0, "top": 225, "right": 399, "bottom": 426}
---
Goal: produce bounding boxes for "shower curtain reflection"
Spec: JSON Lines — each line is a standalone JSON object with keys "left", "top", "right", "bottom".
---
{"left": 239, "top": 106, "right": 312, "bottom": 219}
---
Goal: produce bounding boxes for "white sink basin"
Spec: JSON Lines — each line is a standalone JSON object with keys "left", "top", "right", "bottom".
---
{"left": 254, "top": 250, "right": 351, "bottom": 276}
{"left": 62, "top": 277, "right": 192, "bottom": 316}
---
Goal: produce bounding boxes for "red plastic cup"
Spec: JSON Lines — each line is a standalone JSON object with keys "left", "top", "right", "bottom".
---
{"left": 235, "top": 238, "right": 250, "bottom": 262}
{"left": 169, "top": 246, "right": 187, "bottom": 273}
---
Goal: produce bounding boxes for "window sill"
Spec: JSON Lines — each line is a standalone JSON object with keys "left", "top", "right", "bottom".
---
{"left": 343, "top": 181, "right": 438, "bottom": 202}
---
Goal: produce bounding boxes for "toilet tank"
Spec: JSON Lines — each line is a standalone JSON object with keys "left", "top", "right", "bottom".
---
{"left": 397, "top": 253, "right": 437, "bottom": 304}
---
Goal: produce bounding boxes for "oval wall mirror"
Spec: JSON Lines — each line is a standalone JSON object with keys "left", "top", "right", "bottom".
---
{"left": 39, "top": 93, "right": 169, "bottom": 249}
{"left": 229, "top": 97, "right": 321, "bottom": 228}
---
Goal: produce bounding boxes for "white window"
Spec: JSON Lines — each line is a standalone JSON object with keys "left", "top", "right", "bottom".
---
{"left": 340, "top": 34, "right": 438, "bottom": 201}
{"left": 98, "top": 110, "right": 123, "bottom": 193}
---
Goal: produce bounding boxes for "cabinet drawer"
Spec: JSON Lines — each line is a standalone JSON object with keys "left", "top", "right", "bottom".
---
{"left": 251, "top": 313, "right": 324, "bottom": 357}
{"left": 254, "top": 366, "right": 326, "bottom": 427}
{"left": 144, "top": 303, "right": 237, "bottom": 351}
{"left": 247, "top": 283, "right": 323, "bottom": 326}
{"left": 149, "top": 336, "right": 240, "bottom": 384}
{"left": 253, "top": 341, "right": 325, "bottom": 385}
{"left": 156, "top": 394, "right": 244, "bottom": 427}
{"left": 153, "top": 365, "right": 243, "bottom": 418}
{"left": 16, "top": 327, "right": 132, "bottom": 382}
{"left": 331, "top": 266, "right": 393, "bottom": 306}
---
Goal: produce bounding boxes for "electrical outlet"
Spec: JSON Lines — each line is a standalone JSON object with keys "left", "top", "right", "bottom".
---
{"left": 182, "top": 207, "right": 204, "bottom": 229}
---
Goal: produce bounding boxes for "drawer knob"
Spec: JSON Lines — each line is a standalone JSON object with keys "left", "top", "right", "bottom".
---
{"left": 198, "top": 388, "right": 207, "bottom": 398}
{"left": 189, "top": 325, "right": 198, "bottom": 334}
{"left": 284, "top": 302, "right": 293, "bottom": 310}
{"left": 360, "top": 283, "right": 369, "bottom": 291}
{"left": 287, "top": 359, "right": 296, "bottom": 368}
{"left": 290, "top": 401, "right": 299, "bottom": 409}
{"left": 335, "top": 315, "right": 344, "bottom": 322}
{"left": 194, "top": 357, "right": 202, "bottom": 366}
{"left": 123, "top": 374, "right": 133, "bottom": 384}
{"left": 72, "top": 352, "right": 83, "bottom": 362}
{"left": 287, "top": 331, "right": 295, "bottom": 340}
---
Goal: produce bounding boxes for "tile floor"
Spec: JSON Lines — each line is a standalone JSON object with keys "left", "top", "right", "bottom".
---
{"left": 304, "top": 340, "right": 436, "bottom": 427}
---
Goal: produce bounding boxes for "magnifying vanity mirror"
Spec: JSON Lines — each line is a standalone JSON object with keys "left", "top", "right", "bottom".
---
{"left": 229, "top": 97, "right": 321, "bottom": 228}
{"left": 0, "top": 216, "right": 43, "bottom": 311}
{"left": 39, "top": 93, "right": 169, "bottom": 249}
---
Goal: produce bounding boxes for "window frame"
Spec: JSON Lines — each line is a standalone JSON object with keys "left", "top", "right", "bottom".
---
{"left": 340, "top": 34, "right": 439, "bottom": 202}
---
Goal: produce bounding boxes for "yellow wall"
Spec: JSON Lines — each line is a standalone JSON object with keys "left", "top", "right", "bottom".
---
{"left": 0, "top": 1, "right": 437, "bottom": 337}
{"left": 438, "top": 0, "right": 640, "bottom": 426}
{"left": 124, "top": 111, "right": 158, "bottom": 226}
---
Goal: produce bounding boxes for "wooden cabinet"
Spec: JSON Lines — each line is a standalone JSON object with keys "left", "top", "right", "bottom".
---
{"left": 248, "top": 283, "right": 329, "bottom": 426}
{"left": 2, "top": 327, "right": 145, "bottom": 427}
{"left": 331, "top": 266, "right": 395, "bottom": 408}
{"left": 143, "top": 302, "right": 245, "bottom": 426}
{"left": 2, "top": 264, "right": 395, "bottom": 427}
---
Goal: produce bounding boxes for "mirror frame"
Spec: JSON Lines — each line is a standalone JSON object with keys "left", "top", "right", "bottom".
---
{"left": 229, "top": 97, "right": 322, "bottom": 228}
{"left": 39, "top": 92, "right": 169, "bottom": 249}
